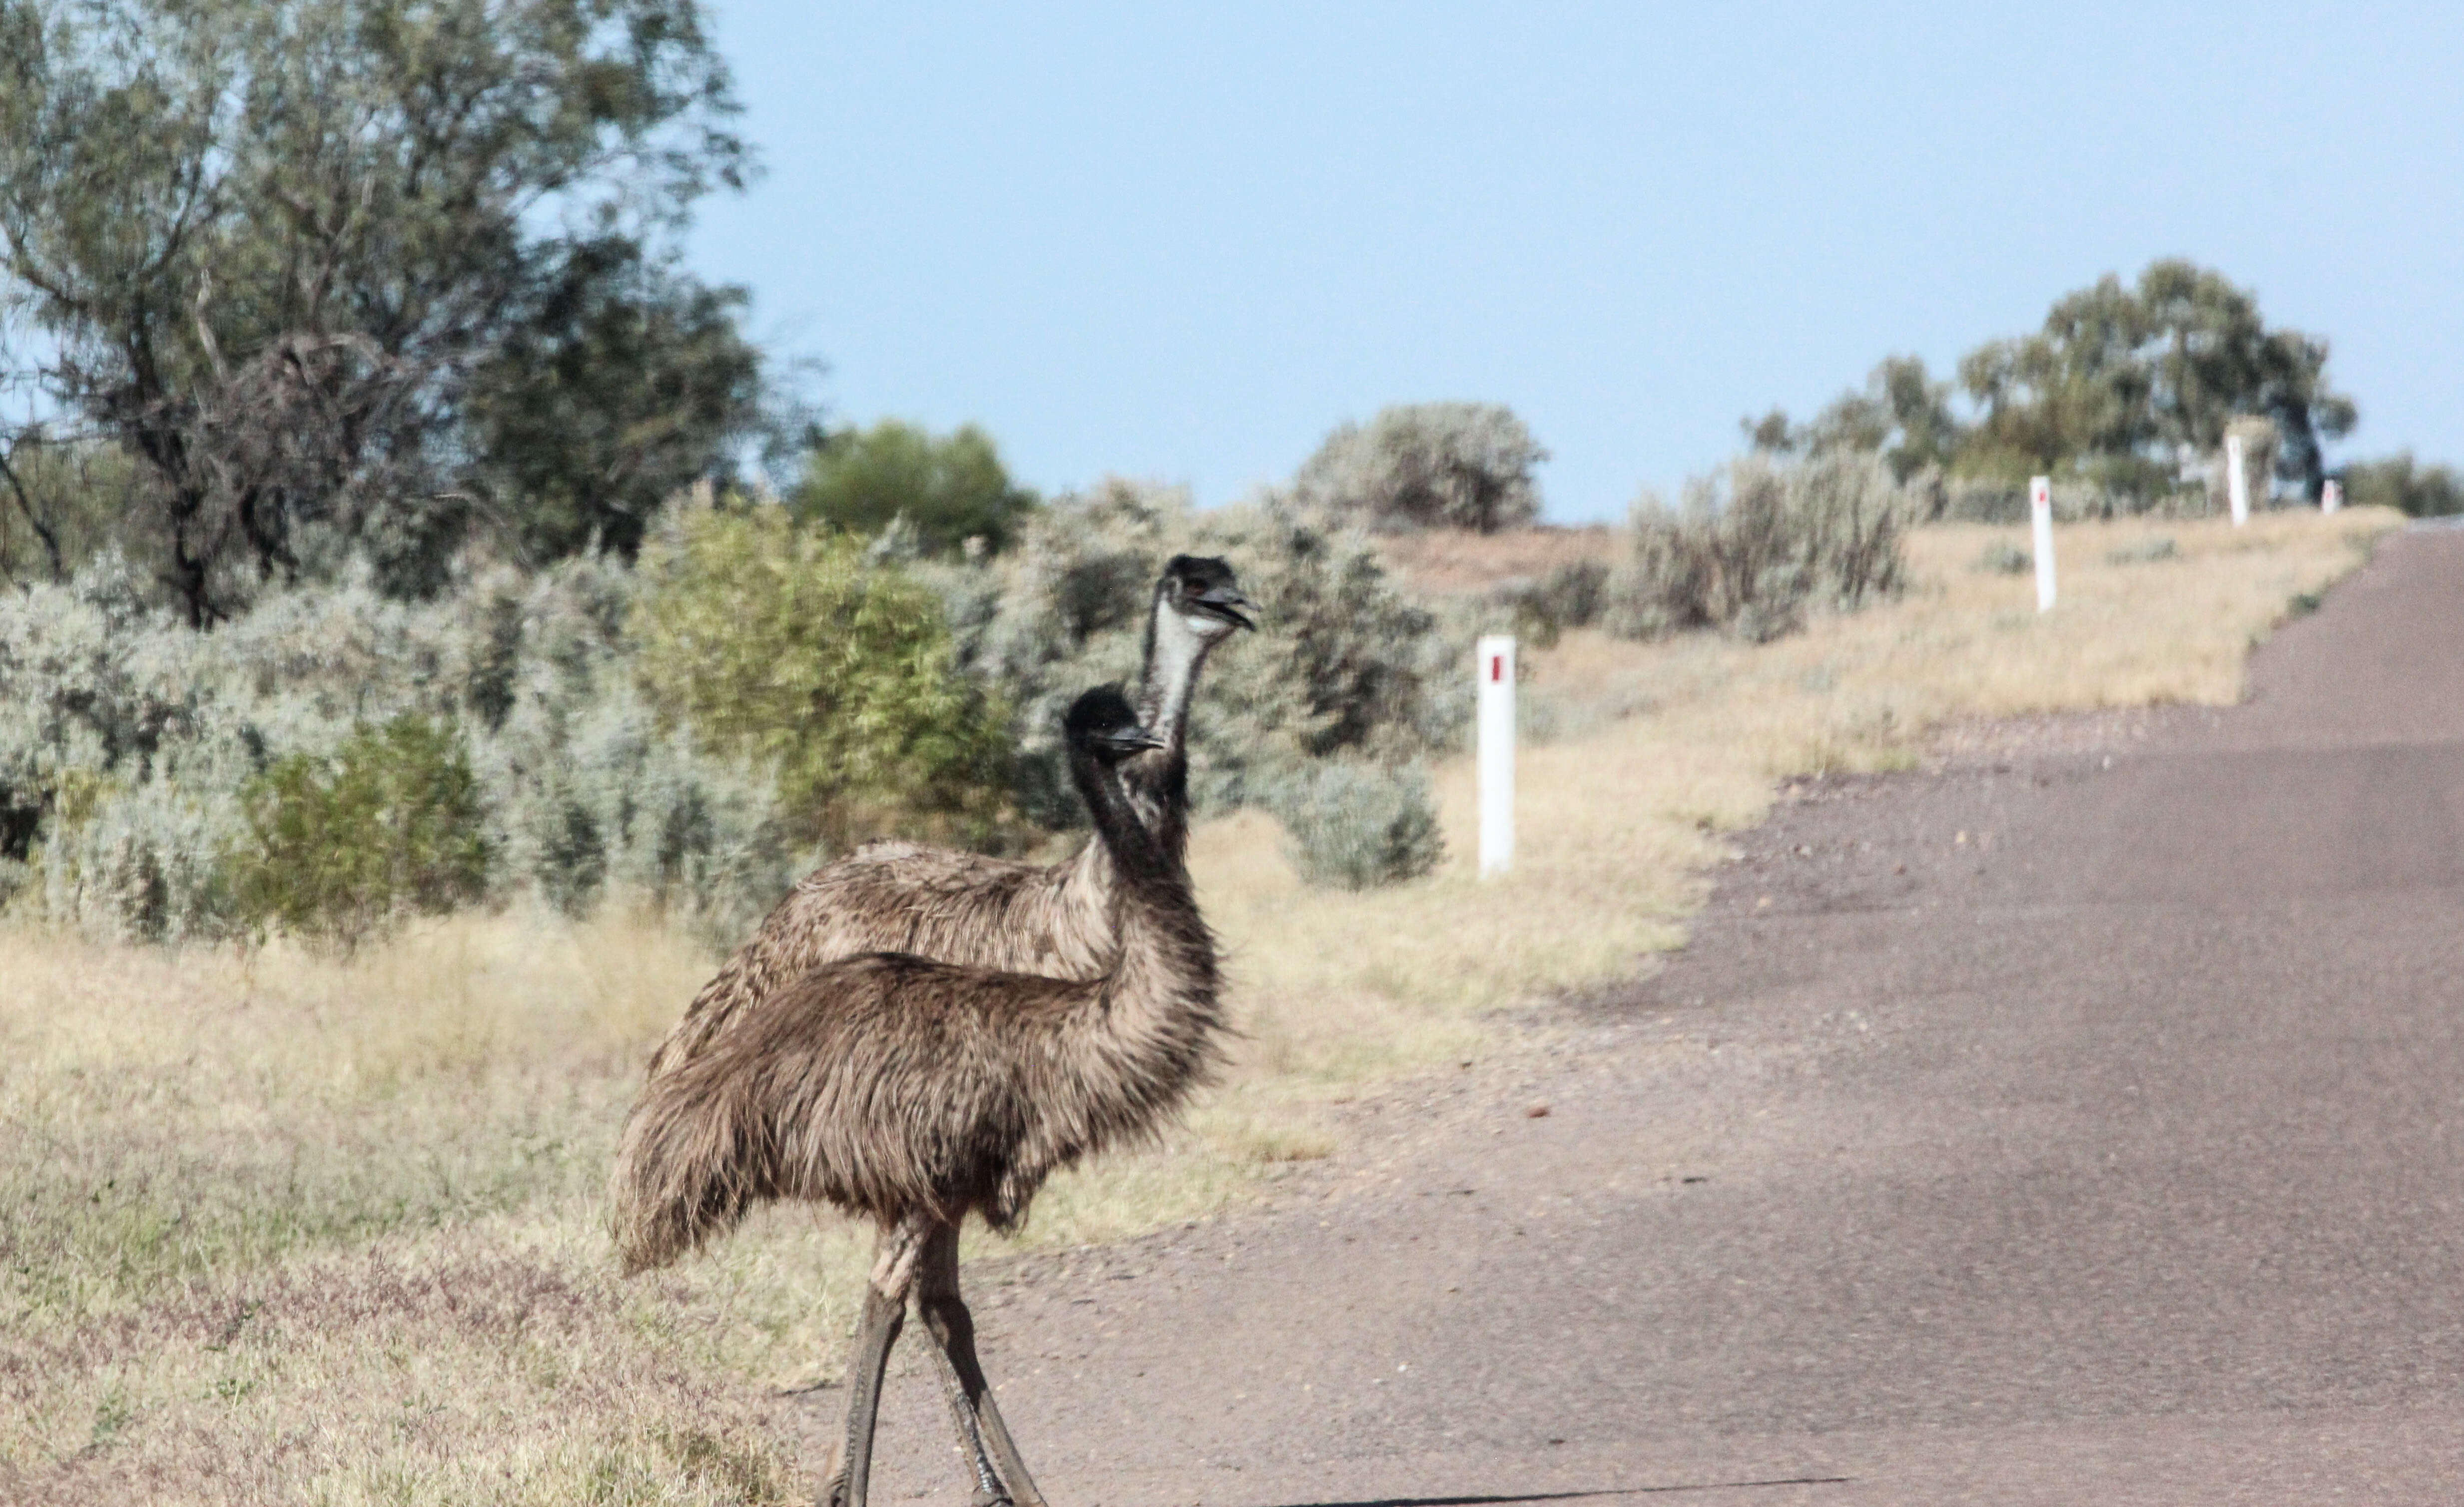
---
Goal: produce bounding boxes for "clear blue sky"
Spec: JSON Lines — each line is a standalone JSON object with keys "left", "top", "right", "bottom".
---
{"left": 685, "top": 2, "right": 2464, "bottom": 523}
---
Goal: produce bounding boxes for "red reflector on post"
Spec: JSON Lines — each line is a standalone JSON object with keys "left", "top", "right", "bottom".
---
{"left": 1489, "top": 654, "right": 1503, "bottom": 683}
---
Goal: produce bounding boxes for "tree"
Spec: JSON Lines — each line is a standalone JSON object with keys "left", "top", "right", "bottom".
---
{"left": 2339, "top": 453, "right": 2464, "bottom": 518}
{"left": 1956, "top": 261, "right": 2354, "bottom": 497}
{"left": 1754, "top": 264, "right": 2358, "bottom": 503}
{"left": 463, "top": 236, "right": 767, "bottom": 563}
{"left": 787, "top": 420, "right": 1039, "bottom": 555}
{"left": 1296, "top": 402, "right": 1547, "bottom": 533}
{"left": 1744, "top": 355, "right": 1961, "bottom": 483}
{"left": 0, "top": 0, "right": 757, "bottom": 624}
{"left": 0, "top": 429, "right": 143, "bottom": 587}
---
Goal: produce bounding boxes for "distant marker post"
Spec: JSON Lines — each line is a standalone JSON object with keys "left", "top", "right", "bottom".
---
{"left": 2227, "top": 432, "right": 2251, "bottom": 526}
{"left": 2030, "top": 475, "right": 2057, "bottom": 613}
{"left": 1477, "top": 634, "right": 1514, "bottom": 877}
{"left": 2322, "top": 478, "right": 2343, "bottom": 515}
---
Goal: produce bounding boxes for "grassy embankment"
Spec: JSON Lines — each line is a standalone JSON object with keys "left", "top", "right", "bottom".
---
{"left": 0, "top": 507, "right": 2400, "bottom": 1503}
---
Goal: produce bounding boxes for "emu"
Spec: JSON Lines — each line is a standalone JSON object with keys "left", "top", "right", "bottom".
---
{"left": 644, "top": 555, "right": 1253, "bottom": 1080}
{"left": 611, "top": 686, "right": 1223, "bottom": 1507}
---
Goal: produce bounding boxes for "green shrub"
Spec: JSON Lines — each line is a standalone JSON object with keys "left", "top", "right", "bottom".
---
{"left": 1259, "top": 759, "right": 1444, "bottom": 890}
{"left": 1607, "top": 452, "right": 1910, "bottom": 644}
{"left": 788, "top": 420, "right": 1040, "bottom": 555}
{"left": 1977, "top": 540, "right": 2032, "bottom": 574}
{"left": 632, "top": 503, "right": 1016, "bottom": 851}
{"left": 228, "top": 715, "right": 489, "bottom": 950}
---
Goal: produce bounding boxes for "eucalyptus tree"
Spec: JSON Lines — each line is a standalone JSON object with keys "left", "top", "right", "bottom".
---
{"left": 1746, "top": 263, "right": 2355, "bottom": 503}
{"left": 0, "top": 0, "right": 763, "bottom": 623}
{"left": 1745, "top": 354, "right": 1962, "bottom": 484}
{"left": 1958, "top": 260, "right": 2355, "bottom": 498}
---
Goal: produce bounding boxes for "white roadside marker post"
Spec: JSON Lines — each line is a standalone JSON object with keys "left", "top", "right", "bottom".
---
{"left": 1477, "top": 633, "right": 1514, "bottom": 878}
{"left": 2030, "top": 475, "right": 2057, "bottom": 613}
{"left": 2227, "top": 431, "right": 2250, "bottom": 526}
{"left": 2323, "top": 478, "right": 2343, "bottom": 515}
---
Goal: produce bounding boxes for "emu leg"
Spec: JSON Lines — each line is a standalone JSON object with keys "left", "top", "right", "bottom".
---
{"left": 820, "top": 1285, "right": 905, "bottom": 1507}
{"left": 916, "top": 1226, "right": 1048, "bottom": 1507}
{"left": 823, "top": 1218, "right": 934, "bottom": 1507}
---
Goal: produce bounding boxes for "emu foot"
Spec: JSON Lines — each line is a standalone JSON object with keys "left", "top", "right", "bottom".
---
{"left": 815, "top": 1441, "right": 847, "bottom": 1507}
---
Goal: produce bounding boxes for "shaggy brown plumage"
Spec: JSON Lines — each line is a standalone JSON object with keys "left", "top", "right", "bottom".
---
{"left": 609, "top": 686, "right": 1224, "bottom": 1507}
{"left": 642, "top": 555, "right": 1251, "bottom": 1081}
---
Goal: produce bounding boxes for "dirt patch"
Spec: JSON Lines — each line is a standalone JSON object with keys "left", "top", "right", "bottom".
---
{"left": 1917, "top": 703, "right": 2207, "bottom": 768}
{"left": 1375, "top": 523, "right": 1617, "bottom": 595}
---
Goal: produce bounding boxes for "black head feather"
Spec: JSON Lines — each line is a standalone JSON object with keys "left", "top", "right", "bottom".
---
{"left": 1064, "top": 685, "right": 1166, "bottom": 758}
{"left": 1159, "top": 554, "right": 1256, "bottom": 630}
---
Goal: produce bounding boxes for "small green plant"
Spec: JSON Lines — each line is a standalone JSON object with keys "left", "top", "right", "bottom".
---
{"left": 1262, "top": 760, "right": 1444, "bottom": 890}
{"left": 2105, "top": 536, "right": 2178, "bottom": 565}
{"left": 1977, "top": 540, "right": 2033, "bottom": 574}
{"left": 88, "top": 1384, "right": 133, "bottom": 1451}
{"left": 633, "top": 503, "right": 1017, "bottom": 852}
{"left": 228, "top": 715, "right": 490, "bottom": 950}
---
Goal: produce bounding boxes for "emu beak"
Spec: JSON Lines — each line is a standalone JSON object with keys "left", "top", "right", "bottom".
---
{"left": 1199, "top": 585, "right": 1257, "bottom": 631}
{"left": 1096, "top": 724, "right": 1170, "bottom": 756}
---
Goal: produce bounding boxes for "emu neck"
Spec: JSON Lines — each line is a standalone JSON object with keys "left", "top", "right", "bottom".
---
{"left": 1129, "top": 601, "right": 1216, "bottom": 859}
{"left": 1071, "top": 745, "right": 1219, "bottom": 1060}
{"left": 1136, "top": 603, "right": 1212, "bottom": 752}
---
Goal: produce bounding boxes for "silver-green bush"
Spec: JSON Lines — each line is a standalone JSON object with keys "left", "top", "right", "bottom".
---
{"left": 1257, "top": 758, "right": 1444, "bottom": 890}
{"left": 0, "top": 549, "right": 800, "bottom": 943}
{"left": 1921, "top": 474, "right": 2218, "bottom": 524}
{"left": 1, "top": 472, "right": 1478, "bottom": 935}
{"left": 1607, "top": 453, "right": 1911, "bottom": 644}
{"left": 1294, "top": 403, "right": 1547, "bottom": 534}
{"left": 920, "top": 479, "right": 1467, "bottom": 831}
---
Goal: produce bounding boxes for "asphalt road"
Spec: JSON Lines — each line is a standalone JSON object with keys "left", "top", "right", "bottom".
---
{"left": 823, "top": 525, "right": 2464, "bottom": 1506}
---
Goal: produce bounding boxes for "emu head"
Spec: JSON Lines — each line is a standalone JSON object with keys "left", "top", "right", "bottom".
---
{"left": 1064, "top": 685, "right": 1167, "bottom": 763}
{"left": 1155, "top": 554, "right": 1255, "bottom": 643}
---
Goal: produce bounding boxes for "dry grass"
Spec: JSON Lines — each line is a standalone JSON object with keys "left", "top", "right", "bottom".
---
{"left": 0, "top": 507, "right": 2398, "bottom": 1501}
{"left": 0, "top": 914, "right": 1320, "bottom": 1502}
